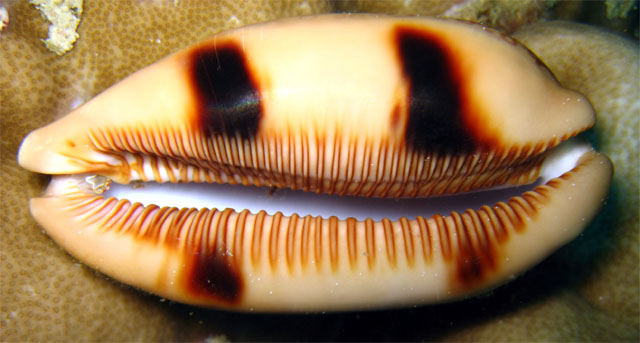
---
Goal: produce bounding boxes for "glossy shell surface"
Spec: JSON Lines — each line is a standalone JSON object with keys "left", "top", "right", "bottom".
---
{"left": 17, "top": 15, "right": 612, "bottom": 311}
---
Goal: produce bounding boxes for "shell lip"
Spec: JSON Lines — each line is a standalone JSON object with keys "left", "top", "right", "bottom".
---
{"left": 33, "top": 137, "right": 601, "bottom": 222}
{"left": 26, "top": 145, "right": 614, "bottom": 311}
{"left": 17, "top": 120, "right": 593, "bottom": 200}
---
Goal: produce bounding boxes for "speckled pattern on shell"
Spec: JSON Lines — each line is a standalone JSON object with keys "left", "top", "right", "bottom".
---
{"left": 1, "top": 0, "right": 638, "bottom": 341}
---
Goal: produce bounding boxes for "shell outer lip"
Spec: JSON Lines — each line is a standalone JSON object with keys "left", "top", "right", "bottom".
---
{"left": 27, "top": 150, "right": 613, "bottom": 312}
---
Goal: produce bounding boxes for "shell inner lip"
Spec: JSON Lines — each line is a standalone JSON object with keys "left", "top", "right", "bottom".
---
{"left": 46, "top": 137, "right": 594, "bottom": 221}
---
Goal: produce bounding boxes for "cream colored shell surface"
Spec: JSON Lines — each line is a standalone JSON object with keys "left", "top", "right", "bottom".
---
{"left": 15, "top": 14, "right": 610, "bottom": 312}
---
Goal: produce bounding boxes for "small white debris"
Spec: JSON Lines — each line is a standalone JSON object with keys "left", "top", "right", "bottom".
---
{"left": 22, "top": 284, "right": 38, "bottom": 297}
{"left": 85, "top": 175, "right": 111, "bottom": 194}
{"left": 227, "top": 15, "right": 241, "bottom": 27}
{"left": 30, "top": 0, "right": 83, "bottom": 55}
{"left": 0, "top": 6, "right": 9, "bottom": 33}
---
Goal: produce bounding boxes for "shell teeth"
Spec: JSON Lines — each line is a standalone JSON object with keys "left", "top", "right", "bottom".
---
{"left": 87, "top": 125, "right": 555, "bottom": 198}
{"left": 29, "top": 150, "right": 612, "bottom": 310}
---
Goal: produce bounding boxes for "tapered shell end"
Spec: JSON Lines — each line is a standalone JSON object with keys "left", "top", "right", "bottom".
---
{"left": 18, "top": 129, "right": 80, "bottom": 175}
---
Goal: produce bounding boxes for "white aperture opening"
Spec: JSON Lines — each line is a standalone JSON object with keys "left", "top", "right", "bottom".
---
{"left": 539, "top": 137, "right": 593, "bottom": 182}
{"left": 103, "top": 137, "right": 593, "bottom": 221}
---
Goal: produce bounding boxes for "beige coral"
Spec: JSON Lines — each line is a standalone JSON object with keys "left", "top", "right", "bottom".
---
{"left": 1, "top": 0, "right": 637, "bottom": 341}
{"left": 331, "top": 0, "right": 551, "bottom": 33}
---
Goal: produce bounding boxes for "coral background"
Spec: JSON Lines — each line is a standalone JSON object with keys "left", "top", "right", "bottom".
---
{"left": 1, "top": 1, "right": 638, "bottom": 341}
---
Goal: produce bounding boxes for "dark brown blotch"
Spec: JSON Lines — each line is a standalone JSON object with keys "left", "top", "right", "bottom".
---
{"left": 188, "top": 43, "right": 262, "bottom": 140}
{"left": 393, "top": 26, "right": 476, "bottom": 153}
{"left": 446, "top": 212, "right": 501, "bottom": 290}
{"left": 183, "top": 248, "right": 243, "bottom": 305}
{"left": 455, "top": 241, "right": 498, "bottom": 288}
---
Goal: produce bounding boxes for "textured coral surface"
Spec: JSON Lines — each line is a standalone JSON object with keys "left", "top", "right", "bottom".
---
{"left": 1, "top": 0, "right": 638, "bottom": 341}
